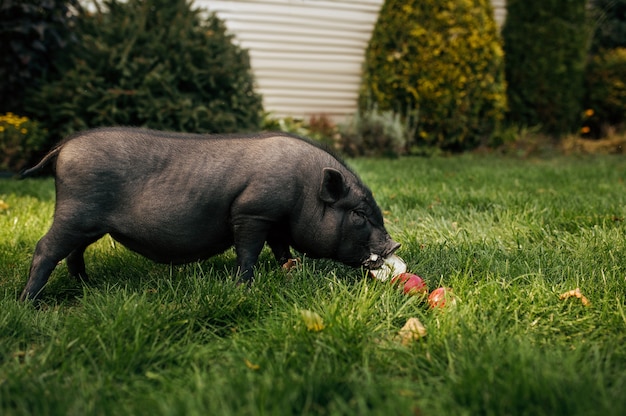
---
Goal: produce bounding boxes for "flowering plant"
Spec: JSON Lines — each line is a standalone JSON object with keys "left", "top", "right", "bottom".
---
{"left": 583, "top": 48, "right": 626, "bottom": 138}
{"left": 361, "top": 0, "right": 506, "bottom": 151}
{"left": 0, "top": 113, "right": 47, "bottom": 172}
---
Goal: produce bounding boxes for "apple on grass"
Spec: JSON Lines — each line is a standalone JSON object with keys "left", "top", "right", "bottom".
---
{"left": 391, "top": 273, "right": 428, "bottom": 296}
{"left": 428, "top": 287, "right": 456, "bottom": 308}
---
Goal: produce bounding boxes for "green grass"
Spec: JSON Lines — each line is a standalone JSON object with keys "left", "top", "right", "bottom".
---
{"left": 1, "top": 154, "right": 626, "bottom": 415}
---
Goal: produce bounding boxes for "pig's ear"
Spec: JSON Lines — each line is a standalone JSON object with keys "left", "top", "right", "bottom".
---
{"left": 319, "top": 168, "right": 348, "bottom": 203}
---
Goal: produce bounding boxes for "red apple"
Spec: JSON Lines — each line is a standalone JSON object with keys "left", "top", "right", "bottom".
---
{"left": 391, "top": 273, "right": 428, "bottom": 296}
{"left": 428, "top": 287, "right": 455, "bottom": 308}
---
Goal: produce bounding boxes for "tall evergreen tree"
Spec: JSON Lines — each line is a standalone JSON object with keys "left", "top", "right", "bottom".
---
{"left": 502, "top": 0, "right": 589, "bottom": 137}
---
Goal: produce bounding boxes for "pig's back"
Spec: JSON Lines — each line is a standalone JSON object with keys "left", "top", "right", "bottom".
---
{"left": 55, "top": 127, "right": 339, "bottom": 179}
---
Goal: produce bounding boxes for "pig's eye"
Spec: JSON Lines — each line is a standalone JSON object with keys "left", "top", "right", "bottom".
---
{"left": 351, "top": 210, "right": 367, "bottom": 226}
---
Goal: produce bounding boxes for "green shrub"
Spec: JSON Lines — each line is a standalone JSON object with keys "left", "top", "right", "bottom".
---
{"left": 502, "top": 0, "right": 589, "bottom": 137}
{"left": 26, "top": 0, "right": 263, "bottom": 143}
{"left": 582, "top": 48, "right": 626, "bottom": 137}
{"left": 360, "top": 0, "right": 506, "bottom": 151}
{"left": 262, "top": 114, "right": 345, "bottom": 154}
{"left": 0, "top": 0, "right": 82, "bottom": 115}
{"left": 338, "top": 107, "right": 411, "bottom": 157}
{"left": 307, "top": 114, "right": 341, "bottom": 150}
{"left": 262, "top": 111, "right": 408, "bottom": 158}
{"left": 263, "top": 114, "right": 339, "bottom": 148}
{"left": 0, "top": 113, "right": 47, "bottom": 172}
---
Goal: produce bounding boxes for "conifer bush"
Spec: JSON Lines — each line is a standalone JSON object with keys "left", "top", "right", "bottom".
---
{"left": 26, "top": 0, "right": 263, "bottom": 142}
{"left": 360, "top": 0, "right": 506, "bottom": 151}
{"left": 502, "top": 0, "right": 588, "bottom": 137}
{"left": 0, "top": 0, "right": 81, "bottom": 115}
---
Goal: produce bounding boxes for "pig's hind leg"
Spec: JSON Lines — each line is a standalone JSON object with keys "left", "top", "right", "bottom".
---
{"left": 20, "top": 223, "right": 104, "bottom": 301}
{"left": 66, "top": 243, "right": 96, "bottom": 282}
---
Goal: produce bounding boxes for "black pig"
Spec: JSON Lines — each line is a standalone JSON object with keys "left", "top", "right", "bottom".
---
{"left": 19, "top": 128, "right": 400, "bottom": 300}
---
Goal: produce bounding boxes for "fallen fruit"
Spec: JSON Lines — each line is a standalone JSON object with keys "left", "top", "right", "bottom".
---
{"left": 392, "top": 273, "right": 428, "bottom": 296}
{"left": 244, "top": 358, "right": 260, "bottom": 371}
{"left": 559, "top": 287, "right": 591, "bottom": 306}
{"left": 300, "top": 309, "right": 325, "bottom": 332}
{"left": 428, "top": 287, "right": 455, "bottom": 308}
{"left": 282, "top": 258, "right": 301, "bottom": 271}
{"left": 396, "top": 317, "right": 427, "bottom": 344}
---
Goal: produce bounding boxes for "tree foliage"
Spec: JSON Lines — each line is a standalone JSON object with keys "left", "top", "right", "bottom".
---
{"left": 589, "top": 0, "right": 626, "bottom": 53}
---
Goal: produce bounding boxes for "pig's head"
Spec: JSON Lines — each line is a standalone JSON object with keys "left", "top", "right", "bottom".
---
{"left": 311, "top": 167, "right": 401, "bottom": 269}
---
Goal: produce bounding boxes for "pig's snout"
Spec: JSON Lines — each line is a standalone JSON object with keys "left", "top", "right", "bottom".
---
{"left": 385, "top": 240, "right": 401, "bottom": 257}
{"left": 364, "top": 239, "right": 401, "bottom": 269}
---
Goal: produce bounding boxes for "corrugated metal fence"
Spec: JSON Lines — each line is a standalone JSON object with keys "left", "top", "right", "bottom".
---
{"left": 198, "top": 0, "right": 507, "bottom": 121}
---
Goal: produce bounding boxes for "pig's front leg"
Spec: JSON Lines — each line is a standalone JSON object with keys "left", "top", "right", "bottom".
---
{"left": 267, "top": 226, "right": 293, "bottom": 265}
{"left": 232, "top": 219, "right": 271, "bottom": 283}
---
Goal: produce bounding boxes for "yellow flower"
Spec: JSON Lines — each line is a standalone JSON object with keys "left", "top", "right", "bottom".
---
{"left": 581, "top": 126, "right": 591, "bottom": 134}
{"left": 584, "top": 109, "right": 594, "bottom": 117}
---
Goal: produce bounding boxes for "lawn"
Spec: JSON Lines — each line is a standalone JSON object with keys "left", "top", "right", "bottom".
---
{"left": 1, "top": 154, "right": 625, "bottom": 415}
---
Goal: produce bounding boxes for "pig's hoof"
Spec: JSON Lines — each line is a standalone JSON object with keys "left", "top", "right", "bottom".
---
{"left": 282, "top": 258, "right": 301, "bottom": 272}
{"left": 236, "top": 276, "right": 254, "bottom": 287}
{"left": 74, "top": 273, "right": 89, "bottom": 283}
{"left": 18, "top": 291, "right": 42, "bottom": 306}
{"left": 72, "top": 273, "right": 90, "bottom": 283}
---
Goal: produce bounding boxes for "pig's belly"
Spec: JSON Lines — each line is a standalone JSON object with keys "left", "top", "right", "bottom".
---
{"left": 109, "top": 224, "right": 234, "bottom": 264}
